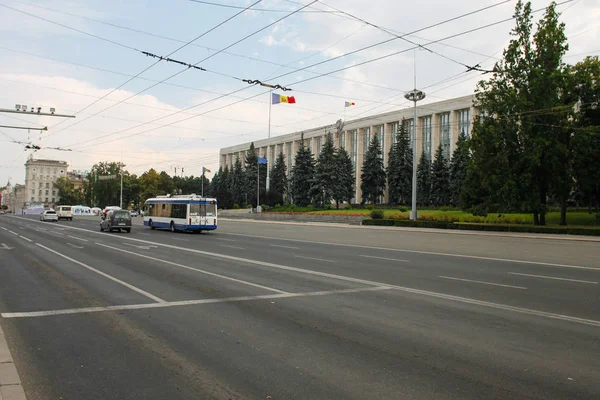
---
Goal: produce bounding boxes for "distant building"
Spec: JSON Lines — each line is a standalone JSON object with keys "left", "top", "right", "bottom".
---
{"left": 1, "top": 181, "right": 13, "bottom": 212}
{"left": 24, "top": 157, "right": 68, "bottom": 208}
{"left": 14, "top": 184, "right": 26, "bottom": 214}
{"left": 67, "top": 170, "right": 88, "bottom": 193}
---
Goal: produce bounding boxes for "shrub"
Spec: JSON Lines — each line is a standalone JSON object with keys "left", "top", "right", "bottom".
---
{"left": 398, "top": 206, "right": 408, "bottom": 212}
{"left": 370, "top": 209, "right": 385, "bottom": 219}
{"left": 232, "top": 204, "right": 240, "bottom": 209}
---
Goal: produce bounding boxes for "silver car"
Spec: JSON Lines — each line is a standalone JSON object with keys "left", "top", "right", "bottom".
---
{"left": 40, "top": 209, "right": 59, "bottom": 222}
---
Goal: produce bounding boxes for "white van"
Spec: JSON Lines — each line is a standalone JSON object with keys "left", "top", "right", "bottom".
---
{"left": 56, "top": 205, "right": 73, "bottom": 221}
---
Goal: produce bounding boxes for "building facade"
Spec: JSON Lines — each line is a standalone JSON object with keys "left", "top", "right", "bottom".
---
{"left": 219, "top": 94, "right": 477, "bottom": 203}
{"left": 24, "top": 158, "right": 69, "bottom": 207}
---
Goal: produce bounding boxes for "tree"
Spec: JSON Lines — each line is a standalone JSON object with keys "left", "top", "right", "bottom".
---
{"left": 88, "top": 162, "right": 123, "bottom": 207}
{"left": 311, "top": 132, "right": 337, "bottom": 208}
{"left": 211, "top": 166, "right": 233, "bottom": 209}
{"left": 268, "top": 152, "right": 288, "bottom": 206}
{"left": 360, "top": 134, "right": 386, "bottom": 204}
{"left": 123, "top": 173, "right": 141, "bottom": 209}
{"left": 230, "top": 157, "right": 246, "bottom": 207}
{"left": 333, "top": 147, "right": 355, "bottom": 208}
{"left": 417, "top": 152, "right": 431, "bottom": 207}
{"left": 290, "top": 134, "right": 315, "bottom": 207}
{"left": 139, "top": 168, "right": 160, "bottom": 201}
{"left": 430, "top": 145, "right": 451, "bottom": 206}
{"left": 53, "top": 176, "right": 83, "bottom": 205}
{"left": 387, "top": 120, "right": 413, "bottom": 205}
{"left": 244, "top": 143, "right": 267, "bottom": 207}
{"left": 449, "top": 130, "right": 470, "bottom": 206}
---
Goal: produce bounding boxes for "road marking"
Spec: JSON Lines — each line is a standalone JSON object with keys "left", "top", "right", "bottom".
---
{"left": 68, "top": 235, "right": 89, "bottom": 242}
{"left": 360, "top": 255, "right": 409, "bottom": 263}
{"left": 1, "top": 243, "right": 14, "bottom": 250}
{"left": 171, "top": 237, "right": 189, "bottom": 242}
{"left": 19, "top": 235, "right": 32, "bottom": 242}
{"left": 439, "top": 276, "right": 527, "bottom": 290}
{"left": 14, "top": 216, "right": 600, "bottom": 327}
{"left": 67, "top": 243, "right": 84, "bottom": 249}
{"left": 508, "top": 272, "right": 598, "bottom": 285}
{"left": 219, "top": 232, "right": 600, "bottom": 271}
{"left": 124, "top": 243, "right": 158, "bottom": 250}
{"left": 138, "top": 233, "right": 151, "bottom": 236}
{"left": 216, "top": 238, "right": 236, "bottom": 242}
{"left": 270, "top": 244, "right": 300, "bottom": 249}
{"left": 1, "top": 286, "right": 391, "bottom": 318}
{"left": 220, "top": 245, "right": 244, "bottom": 250}
{"left": 50, "top": 231, "right": 65, "bottom": 236}
{"left": 295, "top": 255, "right": 337, "bottom": 263}
{"left": 35, "top": 243, "right": 166, "bottom": 303}
{"left": 96, "top": 243, "right": 287, "bottom": 294}
{"left": 8, "top": 230, "right": 18, "bottom": 236}
{"left": 0, "top": 227, "right": 7, "bottom": 230}
{"left": 54, "top": 227, "right": 66, "bottom": 231}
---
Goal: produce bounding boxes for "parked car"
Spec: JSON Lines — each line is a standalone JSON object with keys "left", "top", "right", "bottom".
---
{"left": 100, "top": 210, "right": 132, "bottom": 233}
{"left": 129, "top": 210, "right": 139, "bottom": 217}
{"left": 56, "top": 205, "right": 73, "bottom": 221}
{"left": 40, "top": 209, "right": 59, "bottom": 222}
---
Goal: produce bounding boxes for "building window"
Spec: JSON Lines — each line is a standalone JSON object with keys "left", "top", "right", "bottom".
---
{"left": 375, "top": 125, "right": 384, "bottom": 160}
{"left": 31, "top": 197, "right": 34, "bottom": 202}
{"left": 287, "top": 142, "right": 292, "bottom": 175}
{"left": 53, "top": 169, "right": 57, "bottom": 175}
{"left": 339, "top": 132, "right": 346, "bottom": 149}
{"left": 52, "top": 198, "right": 55, "bottom": 203}
{"left": 45, "top": 183, "right": 49, "bottom": 189}
{"left": 45, "top": 197, "right": 48, "bottom": 203}
{"left": 362, "top": 127, "right": 370, "bottom": 155}
{"left": 306, "top": 138, "right": 312, "bottom": 154}
{"left": 458, "top": 108, "right": 471, "bottom": 138}
{"left": 45, "top": 190, "right": 49, "bottom": 196}
{"left": 390, "top": 122, "right": 399, "bottom": 145}
{"left": 440, "top": 112, "right": 451, "bottom": 160}
{"left": 350, "top": 130, "right": 358, "bottom": 170}
{"left": 422, "top": 116, "right": 432, "bottom": 161}
{"left": 38, "top": 190, "right": 42, "bottom": 196}
{"left": 52, "top": 190, "right": 56, "bottom": 196}
{"left": 31, "top": 190, "right": 34, "bottom": 195}
{"left": 316, "top": 136, "right": 323, "bottom": 157}
{"left": 405, "top": 119, "right": 414, "bottom": 149}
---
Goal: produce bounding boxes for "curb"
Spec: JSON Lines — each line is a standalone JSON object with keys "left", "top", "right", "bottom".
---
{"left": 218, "top": 217, "right": 600, "bottom": 243}
{"left": 0, "top": 325, "right": 26, "bottom": 400}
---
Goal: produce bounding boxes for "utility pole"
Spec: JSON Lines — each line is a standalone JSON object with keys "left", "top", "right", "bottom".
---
{"left": 404, "top": 53, "right": 426, "bottom": 221}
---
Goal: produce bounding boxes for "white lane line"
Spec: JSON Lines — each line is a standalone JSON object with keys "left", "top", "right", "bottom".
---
{"left": 8, "top": 230, "right": 18, "bottom": 236}
{"left": 19, "top": 235, "right": 33, "bottom": 242}
{"left": 15, "top": 217, "right": 600, "bottom": 327}
{"left": 360, "top": 255, "right": 409, "bottom": 263}
{"left": 220, "top": 245, "right": 244, "bottom": 250}
{"left": 35, "top": 243, "right": 166, "bottom": 303}
{"left": 95, "top": 242, "right": 287, "bottom": 294}
{"left": 1, "top": 286, "right": 391, "bottom": 318}
{"left": 138, "top": 233, "right": 151, "bottom": 236}
{"left": 508, "top": 272, "right": 598, "bottom": 285}
{"left": 50, "top": 231, "right": 65, "bottom": 236}
{"left": 67, "top": 243, "right": 84, "bottom": 249}
{"left": 295, "top": 255, "right": 337, "bottom": 263}
{"left": 216, "top": 238, "right": 236, "bottom": 242}
{"left": 171, "top": 237, "right": 189, "bottom": 242}
{"left": 54, "top": 227, "right": 66, "bottom": 231}
{"left": 68, "top": 235, "right": 89, "bottom": 242}
{"left": 439, "top": 276, "right": 527, "bottom": 290}
{"left": 270, "top": 244, "right": 300, "bottom": 249}
{"left": 219, "top": 232, "right": 600, "bottom": 271}
{"left": 0, "top": 227, "right": 7, "bottom": 230}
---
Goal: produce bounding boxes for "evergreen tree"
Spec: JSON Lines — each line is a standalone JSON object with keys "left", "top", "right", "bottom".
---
{"left": 430, "top": 145, "right": 451, "bottom": 206}
{"left": 268, "top": 152, "right": 288, "bottom": 206}
{"left": 290, "top": 134, "right": 315, "bottom": 207}
{"left": 333, "top": 147, "right": 355, "bottom": 208}
{"left": 360, "top": 134, "right": 386, "bottom": 204}
{"left": 417, "top": 152, "right": 431, "bottom": 207}
{"left": 387, "top": 120, "right": 413, "bottom": 205}
{"left": 230, "top": 157, "right": 245, "bottom": 207}
{"left": 311, "top": 133, "right": 337, "bottom": 208}
{"left": 449, "top": 130, "right": 470, "bottom": 206}
{"left": 243, "top": 143, "right": 267, "bottom": 207}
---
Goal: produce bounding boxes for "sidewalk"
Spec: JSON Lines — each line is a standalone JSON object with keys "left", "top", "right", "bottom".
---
{"left": 0, "top": 325, "right": 26, "bottom": 400}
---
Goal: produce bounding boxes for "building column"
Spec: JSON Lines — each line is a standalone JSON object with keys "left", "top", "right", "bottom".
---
{"left": 356, "top": 129, "right": 365, "bottom": 204}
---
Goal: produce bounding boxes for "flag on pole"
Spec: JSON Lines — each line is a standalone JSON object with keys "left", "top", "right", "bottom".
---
{"left": 202, "top": 167, "right": 211, "bottom": 174}
{"left": 272, "top": 93, "right": 296, "bottom": 104}
{"left": 257, "top": 157, "right": 267, "bottom": 165}
{"left": 345, "top": 101, "right": 356, "bottom": 107}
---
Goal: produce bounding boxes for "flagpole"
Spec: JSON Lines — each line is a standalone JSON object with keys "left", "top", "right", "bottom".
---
{"left": 266, "top": 90, "right": 272, "bottom": 192}
{"left": 257, "top": 162, "right": 260, "bottom": 212}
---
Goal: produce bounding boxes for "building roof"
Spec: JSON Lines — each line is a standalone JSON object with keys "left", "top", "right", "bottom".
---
{"left": 25, "top": 159, "right": 68, "bottom": 166}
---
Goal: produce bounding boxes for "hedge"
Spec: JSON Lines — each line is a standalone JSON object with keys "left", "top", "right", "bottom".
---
{"left": 362, "top": 219, "right": 600, "bottom": 236}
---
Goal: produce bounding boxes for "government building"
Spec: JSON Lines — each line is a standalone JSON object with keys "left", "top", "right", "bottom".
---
{"left": 219, "top": 94, "right": 477, "bottom": 203}
{"left": 24, "top": 157, "right": 69, "bottom": 207}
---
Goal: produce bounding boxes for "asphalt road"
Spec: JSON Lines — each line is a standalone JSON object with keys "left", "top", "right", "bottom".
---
{"left": 0, "top": 214, "right": 598, "bottom": 399}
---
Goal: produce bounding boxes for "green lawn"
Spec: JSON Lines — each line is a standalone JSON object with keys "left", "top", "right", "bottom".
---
{"left": 292, "top": 209, "right": 599, "bottom": 226}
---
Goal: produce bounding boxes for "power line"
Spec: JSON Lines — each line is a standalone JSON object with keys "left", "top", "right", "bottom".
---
{"left": 42, "top": 0, "right": 263, "bottom": 136}
{"left": 188, "top": 0, "right": 337, "bottom": 13}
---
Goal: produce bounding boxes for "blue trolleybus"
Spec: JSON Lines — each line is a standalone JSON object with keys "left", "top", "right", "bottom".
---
{"left": 142, "top": 194, "right": 217, "bottom": 232}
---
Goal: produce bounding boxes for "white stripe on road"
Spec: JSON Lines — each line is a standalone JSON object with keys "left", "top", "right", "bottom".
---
{"left": 138, "top": 233, "right": 151, "bottom": 236}
{"left": 1, "top": 286, "right": 391, "bottom": 318}
{"left": 68, "top": 235, "right": 89, "bottom": 242}
{"left": 50, "top": 231, "right": 65, "bottom": 236}
{"left": 13, "top": 216, "right": 600, "bottom": 327}
{"left": 219, "top": 232, "right": 600, "bottom": 271}
{"left": 439, "top": 276, "right": 527, "bottom": 290}
{"left": 95, "top": 242, "right": 287, "bottom": 294}
{"left": 360, "top": 255, "right": 409, "bottom": 263}
{"left": 8, "top": 230, "right": 18, "bottom": 236}
{"left": 19, "top": 235, "right": 32, "bottom": 242}
{"left": 67, "top": 243, "right": 84, "bottom": 249}
{"left": 216, "top": 238, "right": 236, "bottom": 242}
{"left": 171, "top": 237, "right": 189, "bottom": 242}
{"left": 0, "top": 227, "right": 7, "bottom": 230}
{"left": 220, "top": 245, "right": 244, "bottom": 250}
{"left": 508, "top": 272, "right": 598, "bottom": 285}
{"left": 270, "top": 244, "right": 300, "bottom": 249}
{"left": 295, "top": 255, "right": 337, "bottom": 263}
{"left": 35, "top": 243, "right": 166, "bottom": 303}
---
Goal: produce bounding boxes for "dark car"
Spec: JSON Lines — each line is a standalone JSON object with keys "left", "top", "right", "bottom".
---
{"left": 100, "top": 210, "right": 132, "bottom": 233}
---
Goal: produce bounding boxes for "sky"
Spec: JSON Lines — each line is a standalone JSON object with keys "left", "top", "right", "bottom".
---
{"left": 0, "top": 0, "right": 598, "bottom": 185}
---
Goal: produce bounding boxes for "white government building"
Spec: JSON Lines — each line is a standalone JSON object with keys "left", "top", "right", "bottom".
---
{"left": 219, "top": 94, "right": 477, "bottom": 203}
{"left": 24, "top": 157, "right": 69, "bottom": 206}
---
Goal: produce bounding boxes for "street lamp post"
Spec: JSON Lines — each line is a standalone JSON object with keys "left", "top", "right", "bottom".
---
{"left": 404, "top": 89, "right": 426, "bottom": 221}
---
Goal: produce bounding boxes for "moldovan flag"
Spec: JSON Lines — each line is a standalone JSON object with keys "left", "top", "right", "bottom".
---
{"left": 272, "top": 93, "right": 296, "bottom": 104}
{"left": 345, "top": 101, "right": 356, "bottom": 107}
{"left": 202, "top": 167, "right": 211, "bottom": 174}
